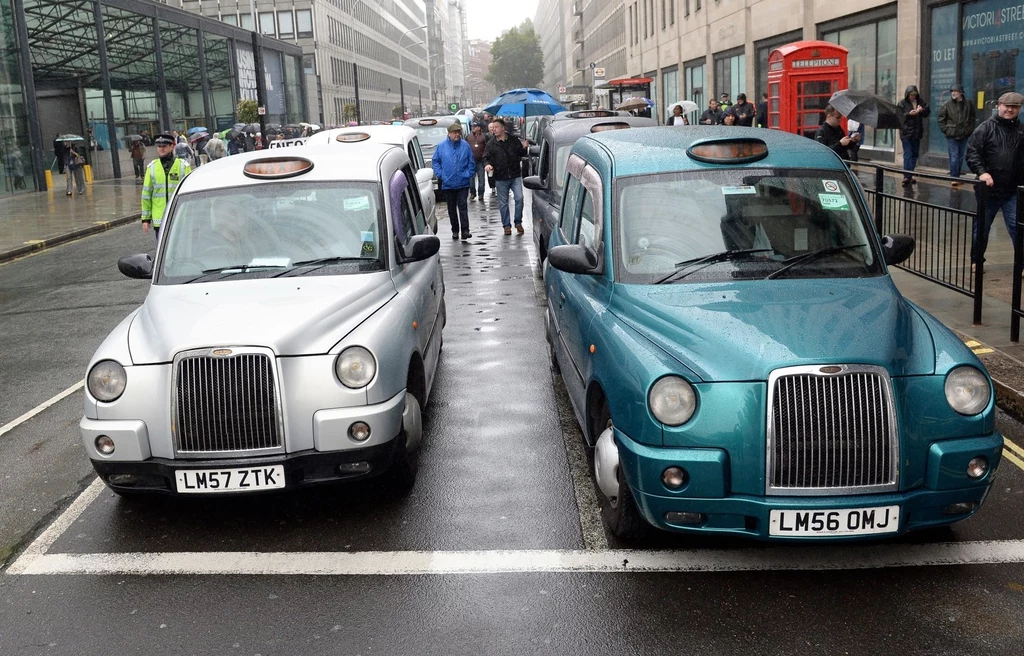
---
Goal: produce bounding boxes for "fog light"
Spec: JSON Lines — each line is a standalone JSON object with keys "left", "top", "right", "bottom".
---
{"left": 967, "top": 456, "right": 988, "bottom": 479}
{"left": 664, "top": 511, "right": 705, "bottom": 524}
{"left": 95, "top": 435, "right": 115, "bottom": 455}
{"left": 661, "top": 466, "right": 688, "bottom": 489}
{"left": 107, "top": 473, "right": 136, "bottom": 486}
{"left": 348, "top": 422, "right": 371, "bottom": 442}
{"left": 943, "top": 502, "right": 978, "bottom": 515}
{"left": 337, "top": 462, "right": 372, "bottom": 474}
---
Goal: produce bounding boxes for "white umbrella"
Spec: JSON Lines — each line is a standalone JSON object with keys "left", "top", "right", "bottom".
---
{"left": 667, "top": 100, "right": 700, "bottom": 114}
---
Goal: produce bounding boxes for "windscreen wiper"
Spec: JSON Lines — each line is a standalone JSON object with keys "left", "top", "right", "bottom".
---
{"left": 653, "top": 249, "right": 774, "bottom": 284}
{"left": 290, "top": 256, "right": 366, "bottom": 267}
{"left": 766, "top": 244, "right": 866, "bottom": 280}
{"left": 182, "top": 263, "right": 285, "bottom": 283}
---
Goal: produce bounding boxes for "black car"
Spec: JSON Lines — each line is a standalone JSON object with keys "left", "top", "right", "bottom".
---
{"left": 523, "top": 115, "right": 656, "bottom": 261}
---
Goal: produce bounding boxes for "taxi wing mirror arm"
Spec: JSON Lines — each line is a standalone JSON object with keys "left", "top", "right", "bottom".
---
{"left": 523, "top": 175, "right": 545, "bottom": 191}
{"left": 881, "top": 234, "right": 915, "bottom": 266}
{"left": 118, "top": 253, "right": 153, "bottom": 279}
{"left": 547, "top": 244, "right": 602, "bottom": 275}
{"left": 396, "top": 234, "right": 441, "bottom": 263}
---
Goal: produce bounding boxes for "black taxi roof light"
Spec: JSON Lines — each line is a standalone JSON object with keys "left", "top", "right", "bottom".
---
{"left": 568, "top": 110, "right": 618, "bottom": 118}
{"left": 336, "top": 132, "right": 371, "bottom": 143}
{"left": 686, "top": 139, "right": 769, "bottom": 165}
{"left": 418, "top": 118, "right": 438, "bottom": 125}
{"left": 242, "top": 157, "right": 315, "bottom": 179}
{"left": 591, "top": 122, "right": 632, "bottom": 133}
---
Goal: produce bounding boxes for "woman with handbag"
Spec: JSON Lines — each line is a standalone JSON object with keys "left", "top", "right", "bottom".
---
{"left": 65, "top": 143, "right": 86, "bottom": 196}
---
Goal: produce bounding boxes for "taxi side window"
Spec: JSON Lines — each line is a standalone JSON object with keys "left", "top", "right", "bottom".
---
{"left": 403, "top": 165, "right": 427, "bottom": 234}
{"left": 560, "top": 175, "right": 583, "bottom": 237}
{"left": 538, "top": 140, "right": 550, "bottom": 183}
{"left": 577, "top": 190, "right": 596, "bottom": 249}
{"left": 408, "top": 140, "right": 425, "bottom": 170}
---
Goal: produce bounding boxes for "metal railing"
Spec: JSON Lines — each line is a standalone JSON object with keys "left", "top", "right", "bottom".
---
{"left": 848, "top": 162, "right": 986, "bottom": 324}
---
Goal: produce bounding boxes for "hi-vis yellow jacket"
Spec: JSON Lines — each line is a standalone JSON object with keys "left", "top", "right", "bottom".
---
{"left": 141, "top": 158, "right": 190, "bottom": 228}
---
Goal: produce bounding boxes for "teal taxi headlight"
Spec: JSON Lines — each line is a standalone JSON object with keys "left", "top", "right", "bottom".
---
{"left": 648, "top": 376, "right": 697, "bottom": 426}
{"left": 335, "top": 346, "right": 377, "bottom": 389}
{"left": 87, "top": 360, "right": 127, "bottom": 402}
{"left": 944, "top": 366, "right": 990, "bottom": 415}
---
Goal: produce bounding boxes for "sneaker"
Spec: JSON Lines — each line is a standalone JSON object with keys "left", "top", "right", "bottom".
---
{"left": 902, "top": 178, "right": 912, "bottom": 187}
{"left": 503, "top": 226, "right": 512, "bottom": 236}
{"left": 951, "top": 180, "right": 960, "bottom": 187}
{"left": 452, "top": 232, "right": 460, "bottom": 240}
{"left": 469, "top": 194, "right": 476, "bottom": 200}
{"left": 516, "top": 224, "right": 524, "bottom": 235}
{"left": 461, "top": 232, "right": 472, "bottom": 240}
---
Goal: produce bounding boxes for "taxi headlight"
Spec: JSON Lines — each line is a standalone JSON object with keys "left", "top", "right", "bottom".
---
{"left": 944, "top": 366, "right": 991, "bottom": 415}
{"left": 335, "top": 346, "right": 377, "bottom": 388}
{"left": 648, "top": 376, "right": 697, "bottom": 426}
{"left": 87, "top": 360, "right": 127, "bottom": 402}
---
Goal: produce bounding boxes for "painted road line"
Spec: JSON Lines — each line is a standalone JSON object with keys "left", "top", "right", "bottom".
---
{"left": 1005, "top": 437, "right": 1024, "bottom": 459}
{"left": 9, "top": 540, "right": 1024, "bottom": 576}
{"left": 0, "top": 380, "right": 84, "bottom": 439}
{"left": 1003, "top": 444, "right": 1024, "bottom": 472}
{"left": 973, "top": 348, "right": 995, "bottom": 354}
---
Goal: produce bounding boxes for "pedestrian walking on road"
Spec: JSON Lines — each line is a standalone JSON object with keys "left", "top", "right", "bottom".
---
{"left": 756, "top": 92, "right": 769, "bottom": 128}
{"left": 898, "top": 85, "right": 930, "bottom": 185}
{"left": 700, "top": 99, "right": 722, "bottom": 125}
{"left": 64, "top": 143, "right": 85, "bottom": 197}
{"left": 432, "top": 122, "right": 476, "bottom": 240}
{"left": 141, "top": 133, "right": 191, "bottom": 240}
{"left": 53, "top": 133, "right": 66, "bottom": 174}
{"left": 668, "top": 105, "right": 689, "bottom": 126}
{"left": 465, "top": 123, "right": 488, "bottom": 200}
{"left": 938, "top": 84, "right": 976, "bottom": 185}
{"left": 966, "top": 92, "right": 1024, "bottom": 268}
{"left": 129, "top": 139, "right": 146, "bottom": 183}
{"left": 484, "top": 118, "right": 529, "bottom": 236}
{"left": 205, "top": 133, "right": 227, "bottom": 161}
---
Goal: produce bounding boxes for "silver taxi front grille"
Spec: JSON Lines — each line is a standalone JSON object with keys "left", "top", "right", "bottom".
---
{"left": 766, "top": 365, "right": 899, "bottom": 496}
{"left": 171, "top": 347, "right": 284, "bottom": 458}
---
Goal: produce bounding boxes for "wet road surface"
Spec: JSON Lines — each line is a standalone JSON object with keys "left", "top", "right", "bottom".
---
{"left": 2, "top": 193, "right": 1024, "bottom": 655}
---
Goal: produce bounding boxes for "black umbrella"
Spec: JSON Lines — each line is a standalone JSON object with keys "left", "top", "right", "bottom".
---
{"left": 829, "top": 90, "right": 904, "bottom": 129}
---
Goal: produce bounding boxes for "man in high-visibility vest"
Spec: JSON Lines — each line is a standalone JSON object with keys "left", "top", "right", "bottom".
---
{"left": 141, "top": 132, "right": 191, "bottom": 239}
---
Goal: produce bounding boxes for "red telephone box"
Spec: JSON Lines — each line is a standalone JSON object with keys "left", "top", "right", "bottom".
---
{"left": 767, "top": 41, "right": 848, "bottom": 138}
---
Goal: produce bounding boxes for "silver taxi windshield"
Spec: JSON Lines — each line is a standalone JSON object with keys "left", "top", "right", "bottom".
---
{"left": 613, "top": 169, "right": 883, "bottom": 283}
{"left": 156, "top": 181, "right": 385, "bottom": 284}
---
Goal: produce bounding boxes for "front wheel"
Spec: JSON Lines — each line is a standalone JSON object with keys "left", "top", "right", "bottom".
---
{"left": 594, "top": 407, "right": 648, "bottom": 540}
{"left": 387, "top": 392, "right": 422, "bottom": 495}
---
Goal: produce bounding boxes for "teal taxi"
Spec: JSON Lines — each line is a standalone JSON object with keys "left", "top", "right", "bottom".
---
{"left": 544, "top": 127, "right": 1003, "bottom": 540}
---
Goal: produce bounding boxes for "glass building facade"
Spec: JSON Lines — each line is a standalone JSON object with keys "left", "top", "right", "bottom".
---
{"left": 0, "top": 0, "right": 305, "bottom": 197}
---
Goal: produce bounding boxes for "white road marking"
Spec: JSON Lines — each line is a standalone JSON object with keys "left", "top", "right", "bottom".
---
{"left": 6, "top": 478, "right": 105, "bottom": 575}
{"left": 10, "top": 540, "right": 1024, "bottom": 576}
{"left": 0, "top": 380, "right": 84, "bottom": 439}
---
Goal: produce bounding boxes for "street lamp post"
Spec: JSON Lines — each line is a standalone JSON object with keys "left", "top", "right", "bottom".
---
{"left": 431, "top": 63, "right": 447, "bottom": 113}
{"left": 396, "top": 25, "right": 427, "bottom": 118}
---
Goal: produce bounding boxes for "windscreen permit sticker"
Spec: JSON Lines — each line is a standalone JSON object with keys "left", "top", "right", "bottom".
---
{"left": 361, "top": 231, "right": 376, "bottom": 255}
{"left": 721, "top": 185, "right": 757, "bottom": 195}
{"left": 344, "top": 196, "right": 371, "bottom": 211}
{"left": 822, "top": 180, "right": 840, "bottom": 193}
{"left": 819, "top": 193, "right": 850, "bottom": 211}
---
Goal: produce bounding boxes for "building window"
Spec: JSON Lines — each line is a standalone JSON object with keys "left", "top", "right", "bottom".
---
{"left": 661, "top": 0, "right": 666, "bottom": 30}
{"left": 684, "top": 59, "right": 704, "bottom": 115}
{"left": 696, "top": 0, "right": 701, "bottom": 11}
{"left": 755, "top": 30, "right": 801, "bottom": 104}
{"left": 221, "top": 14, "right": 238, "bottom": 27}
{"left": 278, "top": 11, "right": 294, "bottom": 39}
{"left": 643, "top": 0, "right": 647, "bottom": 39}
{"left": 629, "top": 6, "right": 634, "bottom": 47}
{"left": 259, "top": 11, "right": 275, "bottom": 36}
{"left": 240, "top": 13, "right": 253, "bottom": 30}
{"left": 296, "top": 9, "right": 313, "bottom": 38}
{"left": 670, "top": 0, "right": 675, "bottom": 25}
{"left": 714, "top": 50, "right": 745, "bottom": 101}
{"left": 662, "top": 66, "right": 679, "bottom": 120}
{"left": 685, "top": 0, "right": 690, "bottom": 17}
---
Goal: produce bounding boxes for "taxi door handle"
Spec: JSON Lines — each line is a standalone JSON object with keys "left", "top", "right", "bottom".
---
{"left": 430, "top": 281, "right": 436, "bottom": 294}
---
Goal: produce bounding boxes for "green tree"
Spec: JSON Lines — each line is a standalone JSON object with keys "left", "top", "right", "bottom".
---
{"left": 237, "top": 98, "right": 258, "bottom": 123}
{"left": 343, "top": 103, "right": 357, "bottom": 123}
{"left": 486, "top": 20, "right": 543, "bottom": 91}
{"left": 392, "top": 104, "right": 405, "bottom": 119}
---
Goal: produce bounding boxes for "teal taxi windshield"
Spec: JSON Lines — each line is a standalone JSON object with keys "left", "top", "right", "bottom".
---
{"left": 614, "top": 169, "right": 882, "bottom": 283}
{"left": 157, "top": 182, "right": 384, "bottom": 284}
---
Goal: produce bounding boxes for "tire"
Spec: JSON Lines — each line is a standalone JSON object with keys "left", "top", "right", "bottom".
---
{"left": 545, "top": 309, "right": 560, "bottom": 374}
{"left": 388, "top": 391, "right": 422, "bottom": 496}
{"left": 594, "top": 406, "right": 649, "bottom": 540}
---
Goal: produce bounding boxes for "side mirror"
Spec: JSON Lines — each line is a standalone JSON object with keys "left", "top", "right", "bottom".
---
{"left": 523, "top": 175, "right": 545, "bottom": 191}
{"left": 881, "top": 234, "right": 915, "bottom": 266}
{"left": 528, "top": 145, "right": 540, "bottom": 156}
{"left": 397, "top": 234, "right": 441, "bottom": 263}
{"left": 547, "top": 244, "right": 601, "bottom": 275}
{"left": 117, "top": 253, "right": 153, "bottom": 279}
{"left": 416, "top": 168, "right": 433, "bottom": 185}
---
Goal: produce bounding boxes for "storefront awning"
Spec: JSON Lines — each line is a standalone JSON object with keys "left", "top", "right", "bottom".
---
{"left": 595, "top": 77, "right": 653, "bottom": 90}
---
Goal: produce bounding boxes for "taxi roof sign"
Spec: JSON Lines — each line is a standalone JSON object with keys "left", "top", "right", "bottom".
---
{"left": 686, "top": 139, "right": 769, "bottom": 165}
{"left": 243, "top": 156, "right": 315, "bottom": 180}
{"left": 336, "top": 132, "right": 371, "bottom": 143}
{"left": 590, "top": 122, "right": 632, "bottom": 132}
{"left": 418, "top": 118, "right": 438, "bottom": 126}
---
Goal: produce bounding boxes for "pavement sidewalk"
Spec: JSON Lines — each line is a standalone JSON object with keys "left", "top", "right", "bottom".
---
{"left": 4, "top": 171, "right": 1024, "bottom": 424}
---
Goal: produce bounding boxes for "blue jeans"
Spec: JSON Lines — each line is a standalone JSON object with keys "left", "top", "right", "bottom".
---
{"left": 471, "top": 162, "right": 486, "bottom": 197}
{"left": 946, "top": 137, "right": 969, "bottom": 178}
{"left": 496, "top": 177, "right": 524, "bottom": 228}
{"left": 446, "top": 186, "right": 470, "bottom": 235}
{"left": 901, "top": 137, "right": 920, "bottom": 178}
{"left": 971, "top": 189, "right": 1019, "bottom": 264}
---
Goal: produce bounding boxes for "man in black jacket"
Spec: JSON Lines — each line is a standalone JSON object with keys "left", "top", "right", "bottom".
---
{"left": 966, "top": 92, "right": 1024, "bottom": 267}
{"left": 897, "top": 85, "right": 930, "bottom": 185}
{"left": 938, "top": 84, "right": 976, "bottom": 184}
{"left": 699, "top": 99, "right": 722, "bottom": 125}
{"left": 814, "top": 105, "right": 859, "bottom": 161}
{"left": 732, "top": 93, "right": 755, "bottom": 127}
{"left": 484, "top": 118, "right": 529, "bottom": 235}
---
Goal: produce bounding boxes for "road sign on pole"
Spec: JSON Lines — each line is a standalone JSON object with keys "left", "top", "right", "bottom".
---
{"left": 257, "top": 106, "right": 266, "bottom": 116}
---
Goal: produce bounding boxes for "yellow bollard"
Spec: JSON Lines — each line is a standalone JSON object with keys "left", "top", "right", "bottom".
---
{"left": 44, "top": 169, "right": 53, "bottom": 190}
{"left": 83, "top": 164, "right": 93, "bottom": 183}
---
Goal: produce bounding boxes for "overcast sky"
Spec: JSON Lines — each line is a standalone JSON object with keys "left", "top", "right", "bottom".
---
{"left": 463, "top": 0, "right": 539, "bottom": 42}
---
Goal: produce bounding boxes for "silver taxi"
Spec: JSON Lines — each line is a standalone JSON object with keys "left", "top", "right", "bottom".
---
{"left": 305, "top": 126, "right": 437, "bottom": 233}
{"left": 81, "top": 145, "right": 445, "bottom": 496}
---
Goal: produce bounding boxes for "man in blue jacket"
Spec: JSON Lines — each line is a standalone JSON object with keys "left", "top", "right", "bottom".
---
{"left": 432, "top": 122, "right": 477, "bottom": 240}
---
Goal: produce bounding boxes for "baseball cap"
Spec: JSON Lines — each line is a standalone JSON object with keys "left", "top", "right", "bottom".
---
{"left": 154, "top": 133, "right": 174, "bottom": 145}
{"left": 447, "top": 122, "right": 463, "bottom": 132}
{"left": 998, "top": 92, "right": 1024, "bottom": 106}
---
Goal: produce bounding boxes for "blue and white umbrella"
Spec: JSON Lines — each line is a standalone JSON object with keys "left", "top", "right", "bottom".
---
{"left": 187, "top": 126, "right": 208, "bottom": 135}
{"left": 484, "top": 88, "right": 567, "bottom": 117}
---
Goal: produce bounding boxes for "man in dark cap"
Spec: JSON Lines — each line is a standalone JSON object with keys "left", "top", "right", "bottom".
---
{"left": 141, "top": 132, "right": 191, "bottom": 239}
{"left": 732, "top": 93, "right": 755, "bottom": 127}
{"left": 966, "top": 91, "right": 1024, "bottom": 268}
{"left": 938, "top": 84, "right": 976, "bottom": 185}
